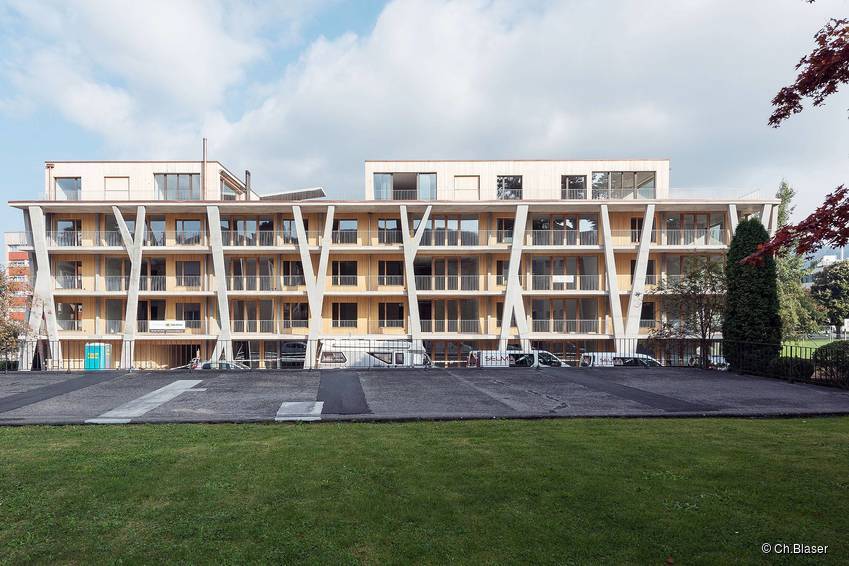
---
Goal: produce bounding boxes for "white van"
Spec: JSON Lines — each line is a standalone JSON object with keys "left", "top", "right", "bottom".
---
{"left": 580, "top": 352, "right": 662, "bottom": 367}
{"left": 467, "top": 350, "right": 566, "bottom": 368}
{"left": 316, "top": 339, "right": 432, "bottom": 369}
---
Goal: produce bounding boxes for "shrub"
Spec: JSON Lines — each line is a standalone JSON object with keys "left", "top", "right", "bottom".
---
{"left": 768, "top": 356, "right": 815, "bottom": 380}
{"left": 813, "top": 341, "right": 849, "bottom": 387}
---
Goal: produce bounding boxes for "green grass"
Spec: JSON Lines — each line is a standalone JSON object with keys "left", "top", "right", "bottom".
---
{"left": 2, "top": 419, "right": 849, "bottom": 564}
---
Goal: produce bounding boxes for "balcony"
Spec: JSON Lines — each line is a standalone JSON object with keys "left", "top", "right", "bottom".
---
{"left": 375, "top": 275, "right": 404, "bottom": 287}
{"left": 376, "top": 230, "right": 403, "bottom": 245}
{"left": 279, "top": 319, "right": 309, "bottom": 330}
{"left": 530, "top": 319, "right": 605, "bottom": 334}
{"left": 617, "top": 274, "right": 659, "bottom": 290}
{"left": 175, "top": 275, "right": 203, "bottom": 290}
{"left": 226, "top": 276, "right": 280, "bottom": 291}
{"left": 331, "top": 275, "right": 360, "bottom": 287}
{"left": 139, "top": 276, "right": 167, "bottom": 291}
{"left": 525, "top": 274, "right": 602, "bottom": 291}
{"left": 221, "top": 231, "right": 276, "bottom": 247}
{"left": 137, "top": 320, "right": 208, "bottom": 335}
{"left": 368, "top": 319, "right": 407, "bottom": 334}
{"left": 55, "top": 275, "right": 83, "bottom": 289}
{"left": 420, "top": 319, "right": 482, "bottom": 333}
{"left": 419, "top": 229, "right": 483, "bottom": 247}
{"left": 57, "top": 319, "right": 82, "bottom": 331}
{"left": 609, "top": 229, "right": 727, "bottom": 246}
{"left": 331, "top": 230, "right": 358, "bottom": 245}
{"left": 104, "top": 320, "right": 125, "bottom": 334}
{"left": 332, "top": 319, "right": 358, "bottom": 328}
{"left": 104, "top": 276, "right": 130, "bottom": 292}
{"left": 415, "top": 275, "right": 482, "bottom": 291}
{"left": 232, "top": 319, "right": 277, "bottom": 333}
{"left": 526, "top": 230, "right": 598, "bottom": 246}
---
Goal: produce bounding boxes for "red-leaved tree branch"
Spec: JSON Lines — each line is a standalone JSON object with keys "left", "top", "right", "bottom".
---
{"left": 745, "top": 4, "right": 849, "bottom": 264}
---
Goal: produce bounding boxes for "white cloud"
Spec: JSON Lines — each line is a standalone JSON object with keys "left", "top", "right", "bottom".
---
{"left": 2, "top": 0, "right": 847, "bottom": 219}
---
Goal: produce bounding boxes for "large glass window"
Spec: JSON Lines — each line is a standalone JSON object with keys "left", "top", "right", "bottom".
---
{"left": 282, "top": 303, "right": 309, "bottom": 328}
{"left": 55, "top": 178, "right": 81, "bottom": 201}
{"left": 332, "top": 261, "right": 358, "bottom": 285}
{"left": 417, "top": 173, "right": 437, "bottom": 200}
{"left": 379, "top": 303, "right": 405, "bottom": 327}
{"left": 374, "top": 173, "right": 393, "bottom": 200}
{"left": 154, "top": 173, "right": 201, "bottom": 200}
{"left": 332, "top": 303, "right": 358, "bottom": 327}
{"left": 561, "top": 175, "right": 586, "bottom": 199}
{"left": 377, "top": 219, "right": 402, "bottom": 244}
{"left": 176, "top": 260, "right": 201, "bottom": 288}
{"left": 176, "top": 219, "right": 202, "bottom": 245}
{"left": 332, "top": 219, "right": 358, "bottom": 244}
{"left": 591, "top": 171, "right": 656, "bottom": 199}
{"left": 497, "top": 176, "right": 523, "bottom": 200}
{"left": 378, "top": 260, "right": 403, "bottom": 285}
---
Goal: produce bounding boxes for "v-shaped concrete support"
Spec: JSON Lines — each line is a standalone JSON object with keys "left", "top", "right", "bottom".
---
{"left": 207, "top": 206, "right": 233, "bottom": 362}
{"left": 400, "top": 205, "right": 432, "bottom": 346}
{"left": 114, "top": 205, "right": 145, "bottom": 368}
{"left": 23, "top": 206, "right": 61, "bottom": 369}
{"left": 499, "top": 205, "right": 530, "bottom": 350}
{"left": 624, "top": 204, "right": 655, "bottom": 338}
{"left": 600, "top": 204, "right": 624, "bottom": 339}
{"left": 294, "top": 205, "right": 334, "bottom": 368}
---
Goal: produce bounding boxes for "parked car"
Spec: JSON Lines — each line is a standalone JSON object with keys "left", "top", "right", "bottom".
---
{"left": 467, "top": 350, "right": 566, "bottom": 368}
{"left": 580, "top": 352, "right": 663, "bottom": 367}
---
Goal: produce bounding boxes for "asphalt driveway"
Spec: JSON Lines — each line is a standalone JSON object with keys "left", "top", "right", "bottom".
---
{"left": 1, "top": 367, "right": 849, "bottom": 425}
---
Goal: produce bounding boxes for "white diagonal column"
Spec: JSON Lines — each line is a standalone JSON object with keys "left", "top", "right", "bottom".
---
{"left": 294, "top": 205, "right": 334, "bottom": 368}
{"left": 761, "top": 203, "right": 772, "bottom": 231}
{"left": 400, "top": 205, "right": 432, "bottom": 346}
{"left": 600, "top": 204, "right": 624, "bottom": 340}
{"left": 24, "top": 206, "right": 61, "bottom": 368}
{"left": 768, "top": 204, "right": 779, "bottom": 235}
{"left": 114, "top": 205, "right": 145, "bottom": 368}
{"left": 727, "top": 203, "right": 738, "bottom": 234}
{"left": 624, "top": 204, "right": 655, "bottom": 338}
{"left": 499, "top": 205, "right": 530, "bottom": 351}
{"left": 206, "top": 206, "right": 233, "bottom": 361}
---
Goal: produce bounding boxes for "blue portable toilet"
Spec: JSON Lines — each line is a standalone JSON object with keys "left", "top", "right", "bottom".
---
{"left": 85, "top": 343, "right": 112, "bottom": 370}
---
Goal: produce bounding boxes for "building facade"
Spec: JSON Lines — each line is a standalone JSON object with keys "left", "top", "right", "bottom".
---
{"left": 8, "top": 158, "right": 779, "bottom": 369}
{"left": 4, "top": 231, "right": 32, "bottom": 321}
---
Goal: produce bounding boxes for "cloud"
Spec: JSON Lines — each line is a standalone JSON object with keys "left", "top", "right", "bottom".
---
{"left": 1, "top": 0, "right": 847, "bottom": 219}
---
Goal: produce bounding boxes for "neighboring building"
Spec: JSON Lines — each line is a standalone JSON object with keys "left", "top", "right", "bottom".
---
{"left": 4, "top": 231, "right": 32, "bottom": 321}
{"left": 802, "top": 254, "right": 846, "bottom": 289}
{"left": 8, "top": 156, "right": 779, "bottom": 369}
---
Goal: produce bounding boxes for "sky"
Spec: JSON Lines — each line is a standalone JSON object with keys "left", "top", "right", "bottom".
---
{"left": 0, "top": 0, "right": 848, "bottom": 241}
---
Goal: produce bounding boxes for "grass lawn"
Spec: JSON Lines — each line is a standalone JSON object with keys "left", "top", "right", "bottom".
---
{"left": 2, "top": 418, "right": 849, "bottom": 564}
{"left": 783, "top": 338, "right": 834, "bottom": 353}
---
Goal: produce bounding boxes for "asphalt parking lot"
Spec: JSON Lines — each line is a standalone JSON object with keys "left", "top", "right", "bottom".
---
{"left": 1, "top": 367, "right": 849, "bottom": 425}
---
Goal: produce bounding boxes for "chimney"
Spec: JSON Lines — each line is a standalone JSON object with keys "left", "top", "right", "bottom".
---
{"left": 201, "top": 138, "right": 208, "bottom": 199}
{"left": 245, "top": 170, "right": 251, "bottom": 200}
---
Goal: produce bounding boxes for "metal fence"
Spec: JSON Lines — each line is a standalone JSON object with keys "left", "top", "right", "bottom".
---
{"left": 1, "top": 338, "right": 846, "bottom": 388}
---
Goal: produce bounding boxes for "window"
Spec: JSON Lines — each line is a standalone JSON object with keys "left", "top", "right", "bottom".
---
{"left": 379, "top": 303, "right": 405, "bottom": 327}
{"left": 176, "top": 303, "right": 202, "bottom": 329}
{"left": 631, "top": 218, "right": 643, "bottom": 243}
{"left": 55, "top": 260, "right": 82, "bottom": 289}
{"left": 145, "top": 216, "right": 166, "bottom": 246}
{"left": 630, "top": 259, "right": 656, "bottom": 284}
{"left": 332, "top": 303, "right": 357, "bottom": 327}
{"left": 591, "top": 171, "right": 656, "bottom": 199}
{"left": 221, "top": 179, "right": 240, "bottom": 200}
{"left": 496, "top": 260, "right": 509, "bottom": 285}
{"left": 561, "top": 175, "right": 586, "bottom": 199}
{"left": 55, "top": 178, "right": 81, "bottom": 201}
{"left": 176, "top": 219, "right": 202, "bottom": 245}
{"left": 497, "top": 176, "right": 523, "bottom": 200}
{"left": 104, "top": 177, "right": 129, "bottom": 201}
{"left": 281, "top": 260, "right": 305, "bottom": 285}
{"left": 282, "top": 303, "right": 309, "bottom": 328}
{"left": 378, "top": 260, "right": 403, "bottom": 285}
{"left": 155, "top": 173, "right": 201, "bottom": 200}
{"left": 332, "top": 219, "right": 358, "bottom": 244}
{"left": 54, "top": 219, "right": 81, "bottom": 246}
{"left": 496, "top": 218, "right": 514, "bottom": 243}
{"left": 321, "top": 351, "right": 347, "bottom": 363}
{"left": 640, "top": 302, "right": 656, "bottom": 327}
{"left": 417, "top": 173, "right": 437, "bottom": 200}
{"left": 377, "top": 219, "right": 402, "bottom": 244}
{"left": 280, "top": 218, "right": 306, "bottom": 244}
{"left": 368, "top": 352, "right": 393, "bottom": 364}
{"left": 374, "top": 173, "right": 393, "bottom": 200}
{"left": 176, "top": 261, "right": 201, "bottom": 287}
{"left": 332, "top": 261, "right": 358, "bottom": 285}
{"left": 56, "top": 302, "right": 83, "bottom": 330}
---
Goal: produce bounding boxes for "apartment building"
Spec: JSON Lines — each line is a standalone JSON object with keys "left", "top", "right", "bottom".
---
{"left": 4, "top": 231, "right": 31, "bottom": 321}
{"left": 8, "top": 157, "right": 779, "bottom": 369}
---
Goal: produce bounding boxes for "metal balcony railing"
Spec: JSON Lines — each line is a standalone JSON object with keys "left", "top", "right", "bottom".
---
{"left": 104, "top": 320, "right": 124, "bottom": 334}
{"left": 376, "top": 230, "right": 403, "bottom": 245}
{"left": 331, "top": 275, "right": 359, "bottom": 287}
{"left": 221, "top": 231, "right": 276, "bottom": 246}
{"left": 101, "top": 231, "right": 122, "bottom": 246}
{"left": 331, "top": 230, "right": 358, "bottom": 244}
{"left": 104, "top": 276, "right": 129, "bottom": 292}
{"left": 226, "top": 276, "right": 278, "bottom": 291}
{"left": 639, "top": 319, "right": 661, "bottom": 330}
{"left": 55, "top": 275, "right": 83, "bottom": 289}
{"left": 57, "top": 319, "right": 82, "bottom": 331}
{"left": 232, "top": 320, "right": 276, "bottom": 333}
{"left": 280, "top": 275, "right": 306, "bottom": 288}
{"left": 375, "top": 275, "right": 404, "bottom": 286}
{"left": 419, "top": 229, "right": 481, "bottom": 247}
{"left": 526, "top": 230, "right": 599, "bottom": 246}
{"left": 137, "top": 320, "right": 207, "bottom": 334}
{"left": 420, "top": 319, "right": 481, "bottom": 333}
{"left": 531, "top": 319, "right": 603, "bottom": 334}
{"left": 139, "top": 276, "right": 166, "bottom": 291}
{"left": 279, "top": 319, "right": 309, "bottom": 329}
{"left": 332, "top": 319, "right": 358, "bottom": 328}
{"left": 414, "top": 275, "right": 482, "bottom": 291}
{"left": 526, "top": 274, "right": 602, "bottom": 291}
{"left": 175, "top": 275, "right": 202, "bottom": 289}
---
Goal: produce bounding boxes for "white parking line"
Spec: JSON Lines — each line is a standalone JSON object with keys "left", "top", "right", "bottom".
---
{"left": 86, "top": 380, "right": 205, "bottom": 424}
{"left": 275, "top": 401, "right": 324, "bottom": 422}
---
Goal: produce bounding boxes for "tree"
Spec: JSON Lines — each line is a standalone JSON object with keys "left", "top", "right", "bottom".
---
{"left": 811, "top": 261, "right": 849, "bottom": 329}
{"left": 0, "top": 267, "right": 26, "bottom": 363}
{"left": 723, "top": 219, "right": 782, "bottom": 367}
{"left": 650, "top": 258, "right": 725, "bottom": 368}
{"left": 747, "top": 5, "right": 849, "bottom": 263}
{"left": 774, "top": 180, "right": 823, "bottom": 337}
